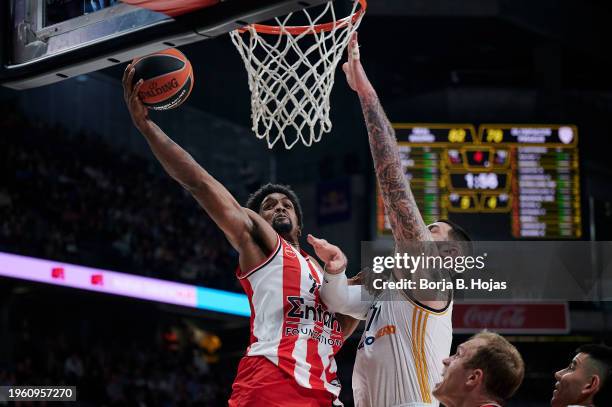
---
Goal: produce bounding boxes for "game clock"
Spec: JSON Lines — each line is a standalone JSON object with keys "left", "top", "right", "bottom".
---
{"left": 376, "top": 124, "right": 581, "bottom": 239}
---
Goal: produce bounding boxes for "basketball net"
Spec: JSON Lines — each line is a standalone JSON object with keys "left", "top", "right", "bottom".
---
{"left": 230, "top": 0, "right": 366, "bottom": 149}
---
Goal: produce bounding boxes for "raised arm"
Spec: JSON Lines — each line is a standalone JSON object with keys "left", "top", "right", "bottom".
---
{"left": 122, "top": 64, "right": 274, "bottom": 254}
{"left": 342, "top": 34, "right": 431, "bottom": 244}
{"left": 343, "top": 35, "right": 450, "bottom": 308}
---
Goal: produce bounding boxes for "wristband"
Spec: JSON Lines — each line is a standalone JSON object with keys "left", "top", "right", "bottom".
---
{"left": 323, "top": 267, "right": 347, "bottom": 277}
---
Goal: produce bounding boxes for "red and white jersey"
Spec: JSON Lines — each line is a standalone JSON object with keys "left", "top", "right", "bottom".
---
{"left": 236, "top": 234, "right": 344, "bottom": 397}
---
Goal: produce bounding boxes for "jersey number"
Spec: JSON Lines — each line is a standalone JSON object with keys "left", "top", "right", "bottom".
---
{"left": 365, "top": 303, "right": 381, "bottom": 332}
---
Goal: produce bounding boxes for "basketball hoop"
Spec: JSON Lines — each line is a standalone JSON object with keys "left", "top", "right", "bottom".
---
{"left": 230, "top": 0, "right": 367, "bottom": 149}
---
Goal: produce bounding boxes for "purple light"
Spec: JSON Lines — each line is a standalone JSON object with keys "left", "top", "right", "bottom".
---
{"left": 0, "top": 251, "right": 198, "bottom": 308}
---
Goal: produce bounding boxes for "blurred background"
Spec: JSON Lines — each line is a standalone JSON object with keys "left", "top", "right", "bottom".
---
{"left": 1, "top": 0, "right": 612, "bottom": 405}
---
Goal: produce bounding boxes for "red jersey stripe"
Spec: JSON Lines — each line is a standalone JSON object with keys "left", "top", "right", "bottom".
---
{"left": 240, "top": 277, "right": 258, "bottom": 347}
{"left": 304, "top": 258, "right": 326, "bottom": 390}
{"left": 277, "top": 240, "right": 303, "bottom": 379}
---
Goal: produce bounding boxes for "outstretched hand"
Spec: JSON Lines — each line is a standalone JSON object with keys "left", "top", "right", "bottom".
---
{"left": 307, "top": 234, "right": 347, "bottom": 275}
{"left": 122, "top": 63, "right": 150, "bottom": 130}
{"left": 342, "top": 32, "right": 375, "bottom": 96}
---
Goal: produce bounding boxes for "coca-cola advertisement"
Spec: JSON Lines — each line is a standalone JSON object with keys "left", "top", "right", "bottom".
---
{"left": 453, "top": 302, "right": 569, "bottom": 334}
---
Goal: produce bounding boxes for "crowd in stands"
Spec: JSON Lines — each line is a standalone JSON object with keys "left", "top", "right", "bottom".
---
{"left": 0, "top": 294, "right": 236, "bottom": 406}
{"left": 1, "top": 336, "right": 232, "bottom": 406}
{"left": 0, "top": 102, "right": 241, "bottom": 292}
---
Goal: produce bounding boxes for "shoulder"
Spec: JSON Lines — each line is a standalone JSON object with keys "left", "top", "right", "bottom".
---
{"left": 244, "top": 207, "right": 262, "bottom": 221}
{"left": 404, "top": 294, "right": 452, "bottom": 316}
{"left": 243, "top": 208, "right": 276, "bottom": 238}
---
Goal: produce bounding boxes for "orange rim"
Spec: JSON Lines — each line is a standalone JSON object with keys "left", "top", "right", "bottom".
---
{"left": 241, "top": 0, "right": 366, "bottom": 35}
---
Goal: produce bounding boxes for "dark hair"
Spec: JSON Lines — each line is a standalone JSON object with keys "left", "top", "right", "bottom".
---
{"left": 245, "top": 183, "right": 303, "bottom": 229}
{"left": 437, "top": 219, "right": 472, "bottom": 255}
{"left": 436, "top": 219, "right": 471, "bottom": 242}
{"left": 576, "top": 344, "right": 612, "bottom": 406}
{"left": 465, "top": 331, "right": 525, "bottom": 402}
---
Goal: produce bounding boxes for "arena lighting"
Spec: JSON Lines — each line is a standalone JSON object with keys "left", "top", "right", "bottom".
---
{"left": 0, "top": 251, "right": 250, "bottom": 317}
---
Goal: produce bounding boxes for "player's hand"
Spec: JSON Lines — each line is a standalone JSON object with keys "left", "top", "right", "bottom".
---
{"left": 307, "top": 234, "right": 347, "bottom": 275}
{"left": 347, "top": 270, "right": 363, "bottom": 285}
{"left": 342, "top": 32, "right": 375, "bottom": 96}
{"left": 122, "top": 63, "right": 150, "bottom": 131}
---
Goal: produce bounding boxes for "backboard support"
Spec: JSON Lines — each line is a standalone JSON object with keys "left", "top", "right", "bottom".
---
{"left": 1, "top": 0, "right": 329, "bottom": 90}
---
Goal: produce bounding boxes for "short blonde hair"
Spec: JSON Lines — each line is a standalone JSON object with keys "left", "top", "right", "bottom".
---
{"left": 465, "top": 331, "right": 525, "bottom": 402}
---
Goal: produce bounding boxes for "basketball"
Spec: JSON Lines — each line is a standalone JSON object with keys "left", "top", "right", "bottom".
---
{"left": 131, "top": 48, "right": 194, "bottom": 111}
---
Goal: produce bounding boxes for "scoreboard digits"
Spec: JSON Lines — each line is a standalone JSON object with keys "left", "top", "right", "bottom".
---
{"left": 376, "top": 124, "right": 581, "bottom": 239}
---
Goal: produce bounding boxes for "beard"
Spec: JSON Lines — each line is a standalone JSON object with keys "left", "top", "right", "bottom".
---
{"left": 272, "top": 217, "right": 293, "bottom": 234}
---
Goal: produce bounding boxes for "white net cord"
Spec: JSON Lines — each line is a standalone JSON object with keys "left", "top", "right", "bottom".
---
{"left": 230, "top": 1, "right": 365, "bottom": 149}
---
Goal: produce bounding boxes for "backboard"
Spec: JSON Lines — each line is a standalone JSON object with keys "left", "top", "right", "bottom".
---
{"left": 0, "top": 0, "right": 328, "bottom": 90}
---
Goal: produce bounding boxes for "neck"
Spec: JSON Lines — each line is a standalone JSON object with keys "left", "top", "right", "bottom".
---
{"left": 448, "top": 395, "right": 501, "bottom": 407}
{"left": 282, "top": 233, "right": 300, "bottom": 250}
{"left": 472, "top": 399, "right": 501, "bottom": 407}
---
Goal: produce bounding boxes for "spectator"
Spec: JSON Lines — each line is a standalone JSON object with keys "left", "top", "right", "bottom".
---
{"left": 0, "top": 103, "right": 239, "bottom": 291}
{"left": 64, "top": 352, "right": 84, "bottom": 380}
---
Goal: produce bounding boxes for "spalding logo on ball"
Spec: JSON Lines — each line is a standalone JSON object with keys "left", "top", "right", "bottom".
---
{"left": 131, "top": 48, "right": 194, "bottom": 111}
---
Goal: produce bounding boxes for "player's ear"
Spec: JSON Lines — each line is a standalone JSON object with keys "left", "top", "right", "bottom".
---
{"left": 582, "top": 374, "right": 601, "bottom": 397}
{"left": 466, "top": 368, "right": 484, "bottom": 388}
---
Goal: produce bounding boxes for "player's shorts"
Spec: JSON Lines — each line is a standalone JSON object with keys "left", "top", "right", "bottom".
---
{"left": 228, "top": 355, "right": 334, "bottom": 407}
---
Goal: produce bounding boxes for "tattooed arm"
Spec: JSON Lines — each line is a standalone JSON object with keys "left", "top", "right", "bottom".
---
{"left": 342, "top": 33, "right": 431, "bottom": 244}
{"left": 343, "top": 34, "right": 449, "bottom": 309}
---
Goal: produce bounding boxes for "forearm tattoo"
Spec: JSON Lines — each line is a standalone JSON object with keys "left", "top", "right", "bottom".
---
{"left": 361, "top": 95, "right": 429, "bottom": 243}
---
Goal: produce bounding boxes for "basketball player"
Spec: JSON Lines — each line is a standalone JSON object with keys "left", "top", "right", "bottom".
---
{"left": 431, "top": 331, "right": 524, "bottom": 407}
{"left": 319, "top": 33, "right": 471, "bottom": 406}
{"left": 551, "top": 344, "right": 612, "bottom": 407}
{"left": 122, "top": 65, "right": 357, "bottom": 406}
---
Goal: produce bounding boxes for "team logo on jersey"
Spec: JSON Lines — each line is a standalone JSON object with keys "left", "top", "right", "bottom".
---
{"left": 357, "top": 325, "right": 397, "bottom": 349}
{"left": 308, "top": 273, "right": 319, "bottom": 294}
{"left": 358, "top": 303, "right": 397, "bottom": 349}
{"left": 285, "top": 295, "right": 343, "bottom": 347}
{"left": 286, "top": 296, "right": 342, "bottom": 333}
{"left": 283, "top": 245, "right": 297, "bottom": 258}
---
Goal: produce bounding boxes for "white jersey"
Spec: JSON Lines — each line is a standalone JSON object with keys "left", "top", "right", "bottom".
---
{"left": 236, "top": 234, "right": 344, "bottom": 397}
{"left": 353, "top": 289, "right": 453, "bottom": 407}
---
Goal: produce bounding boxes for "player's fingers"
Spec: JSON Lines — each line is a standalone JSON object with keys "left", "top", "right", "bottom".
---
{"left": 125, "top": 69, "right": 136, "bottom": 102}
{"left": 307, "top": 234, "right": 320, "bottom": 246}
{"left": 348, "top": 271, "right": 363, "bottom": 285}
{"left": 350, "top": 40, "right": 360, "bottom": 61}
{"left": 122, "top": 64, "right": 131, "bottom": 84}
{"left": 133, "top": 79, "right": 144, "bottom": 100}
{"left": 130, "top": 79, "right": 144, "bottom": 105}
{"left": 122, "top": 64, "right": 132, "bottom": 100}
{"left": 125, "top": 65, "right": 134, "bottom": 88}
{"left": 346, "top": 34, "right": 355, "bottom": 62}
{"left": 349, "top": 32, "right": 357, "bottom": 49}
{"left": 127, "top": 67, "right": 136, "bottom": 91}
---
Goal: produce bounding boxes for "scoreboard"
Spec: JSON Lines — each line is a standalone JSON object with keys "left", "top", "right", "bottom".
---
{"left": 376, "top": 124, "right": 581, "bottom": 239}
